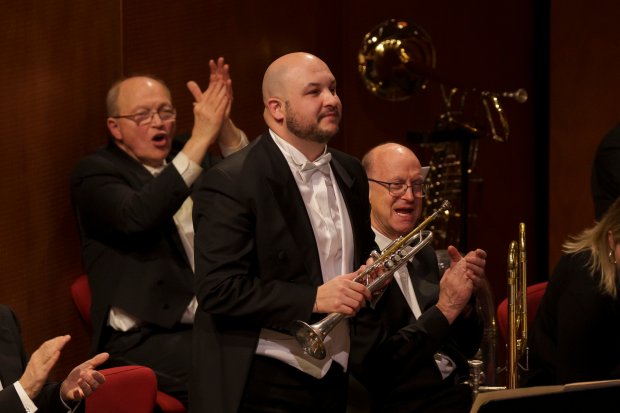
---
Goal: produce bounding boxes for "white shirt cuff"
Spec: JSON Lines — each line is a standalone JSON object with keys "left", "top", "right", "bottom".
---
{"left": 14, "top": 381, "right": 38, "bottom": 412}
{"left": 172, "top": 151, "right": 203, "bottom": 187}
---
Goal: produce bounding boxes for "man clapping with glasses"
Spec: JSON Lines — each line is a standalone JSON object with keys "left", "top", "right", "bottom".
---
{"left": 349, "top": 142, "right": 487, "bottom": 413}
{"left": 70, "top": 57, "right": 248, "bottom": 407}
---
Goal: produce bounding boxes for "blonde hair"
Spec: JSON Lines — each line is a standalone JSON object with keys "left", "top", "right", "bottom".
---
{"left": 562, "top": 197, "right": 620, "bottom": 297}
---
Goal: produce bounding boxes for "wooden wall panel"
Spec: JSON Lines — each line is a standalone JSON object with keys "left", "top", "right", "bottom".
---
{"left": 120, "top": 1, "right": 343, "bottom": 144}
{"left": 549, "top": 1, "right": 620, "bottom": 273}
{"left": 0, "top": 1, "right": 121, "bottom": 379}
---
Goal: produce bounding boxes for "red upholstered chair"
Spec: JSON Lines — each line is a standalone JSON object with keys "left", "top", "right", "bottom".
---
{"left": 71, "top": 274, "right": 187, "bottom": 413}
{"left": 86, "top": 365, "right": 157, "bottom": 413}
{"left": 496, "top": 281, "right": 549, "bottom": 344}
{"left": 71, "top": 274, "right": 93, "bottom": 328}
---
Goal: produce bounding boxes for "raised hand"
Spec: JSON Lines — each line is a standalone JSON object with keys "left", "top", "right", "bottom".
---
{"left": 436, "top": 246, "right": 477, "bottom": 323}
{"left": 463, "top": 248, "right": 487, "bottom": 291}
{"left": 186, "top": 76, "right": 230, "bottom": 143}
{"left": 185, "top": 57, "right": 247, "bottom": 160}
{"left": 206, "top": 57, "right": 247, "bottom": 152}
{"left": 208, "top": 57, "right": 233, "bottom": 119}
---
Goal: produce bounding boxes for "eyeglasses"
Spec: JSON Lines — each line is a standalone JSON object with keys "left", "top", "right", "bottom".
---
{"left": 112, "top": 107, "right": 177, "bottom": 126}
{"left": 368, "top": 178, "right": 427, "bottom": 198}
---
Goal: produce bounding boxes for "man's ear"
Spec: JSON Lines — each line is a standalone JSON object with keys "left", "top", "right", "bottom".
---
{"left": 266, "top": 98, "right": 284, "bottom": 122}
{"left": 107, "top": 118, "right": 122, "bottom": 141}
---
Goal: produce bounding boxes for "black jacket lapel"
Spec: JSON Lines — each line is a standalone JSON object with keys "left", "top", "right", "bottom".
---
{"left": 259, "top": 135, "right": 324, "bottom": 286}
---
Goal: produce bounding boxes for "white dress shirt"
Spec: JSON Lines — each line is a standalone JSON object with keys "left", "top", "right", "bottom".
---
{"left": 254, "top": 130, "right": 354, "bottom": 379}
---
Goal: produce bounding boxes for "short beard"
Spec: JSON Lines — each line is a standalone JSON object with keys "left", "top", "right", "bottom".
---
{"left": 285, "top": 103, "right": 338, "bottom": 144}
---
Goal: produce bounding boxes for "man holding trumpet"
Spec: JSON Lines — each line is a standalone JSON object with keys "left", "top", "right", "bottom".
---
{"left": 191, "top": 52, "right": 376, "bottom": 413}
{"left": 350, "top": 142, "right": 487, "bottom": 413}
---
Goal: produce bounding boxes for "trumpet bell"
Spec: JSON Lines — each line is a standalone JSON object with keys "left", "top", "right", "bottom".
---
{"left": 358, "top": 18, "right": 436, "bottom": 101}
{"left": 294, "top": 320, "right": 328, "bottom": 360}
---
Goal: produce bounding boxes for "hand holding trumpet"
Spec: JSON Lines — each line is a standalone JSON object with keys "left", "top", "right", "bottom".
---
{"left": 313, "top": 269, "right": 372, "bottom": 315}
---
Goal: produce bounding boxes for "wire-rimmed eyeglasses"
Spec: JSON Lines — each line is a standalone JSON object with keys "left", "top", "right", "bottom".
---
{"left": 368, "top": 178, "right": 427, "bottom": 198}
{"left": 111, "top": 106, "right": 177, "bottom": 126}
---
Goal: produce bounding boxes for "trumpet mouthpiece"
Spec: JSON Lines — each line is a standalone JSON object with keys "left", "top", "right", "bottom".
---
{"left": 440, "top": 200, "right": 452, "bottom": 210}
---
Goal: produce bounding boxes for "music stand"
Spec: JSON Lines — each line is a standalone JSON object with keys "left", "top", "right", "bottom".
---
{"left": 470, "top": 379, "right": 620, "bottom": 413}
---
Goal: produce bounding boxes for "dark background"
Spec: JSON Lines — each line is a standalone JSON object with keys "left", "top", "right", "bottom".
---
{"left": 1, "top": 0, "right": 616, "bottom": 384}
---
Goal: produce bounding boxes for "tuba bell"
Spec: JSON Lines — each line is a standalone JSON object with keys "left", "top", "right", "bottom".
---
{"left": 358, "top": 18, "right": 436, "bottom": 101}
{"left": 358, "top": 18, "right": 528, "bottom": 142}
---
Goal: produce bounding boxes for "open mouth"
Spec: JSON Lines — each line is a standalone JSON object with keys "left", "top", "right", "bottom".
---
{"left": 394, "top": 207, "right": 414, "bottom": 217}
{"left": 152, "top": 132, "right": 168, "bottom": 146}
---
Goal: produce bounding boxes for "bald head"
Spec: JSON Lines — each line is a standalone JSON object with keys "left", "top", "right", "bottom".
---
{"left": 106, "top": 75, "right": 170, "bottom": 117}
{"left": 261, "top": 52, "right": 341, "bottom": 154}
{"left": 362, "top": 143, "right": 422, "bottom": 177}
{"left": 262, "top": 52, "right": 330, "bottom": 104}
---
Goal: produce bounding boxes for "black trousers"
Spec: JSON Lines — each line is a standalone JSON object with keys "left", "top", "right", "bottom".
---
{"left": 239, "top": 355, "right": 349, "bottom": 413}
{"left": 101, "top": 324, "right": 192, "bottom": 408}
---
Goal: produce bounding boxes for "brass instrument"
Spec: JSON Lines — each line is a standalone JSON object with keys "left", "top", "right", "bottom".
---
{"left": 358, "top": 18, "right": 436, "bottom": 101}
{"left": 358, "top": 18, "right": 528, "bottom": 142}
{"left": 293, "top": 201, "right": 451, "bottom": 360}
{"left": 438, "top": 86, "right": 528, "bottom": 143}
{"left": 358, "top": 18, "right": 528, "bottom": 254}
{"left": 467, "top": 222, "right": 529, "bottom": 395}
{"left": 466, "top": 274, "right": 505, "bottom": 396}
{"left": 507, "top": 222, "right": 528, "bottom": 388}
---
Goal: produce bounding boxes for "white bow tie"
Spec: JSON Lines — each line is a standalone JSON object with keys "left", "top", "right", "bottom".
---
{"left": 298, "top": 152, "right": 332, "bottom": 182}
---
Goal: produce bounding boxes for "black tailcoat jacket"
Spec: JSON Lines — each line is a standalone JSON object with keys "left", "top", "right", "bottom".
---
{"left": 349, "top": 245, "right": 483, "bottom": 413}
{"left": 71, "top": 139, "right": 215, "bottom": 354}
{"left": 191, "top": 133, "right": 377, "bottom": 413}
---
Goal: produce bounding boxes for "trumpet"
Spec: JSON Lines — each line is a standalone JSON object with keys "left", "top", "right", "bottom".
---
{"left": 293, "top": 200, "right": 451, "bottom": 360}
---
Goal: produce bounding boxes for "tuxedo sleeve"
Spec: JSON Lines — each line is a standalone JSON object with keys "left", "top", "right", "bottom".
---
{"left": 0, "top": 385, "right": 28, "bottom": 413}
{"left": 71, "top": 152, "right": 191, "bottom": 237}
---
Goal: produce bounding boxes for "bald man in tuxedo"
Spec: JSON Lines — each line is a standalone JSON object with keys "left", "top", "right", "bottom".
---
{"left": 349, "top": 143, "right": 486, "bottom": 413}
